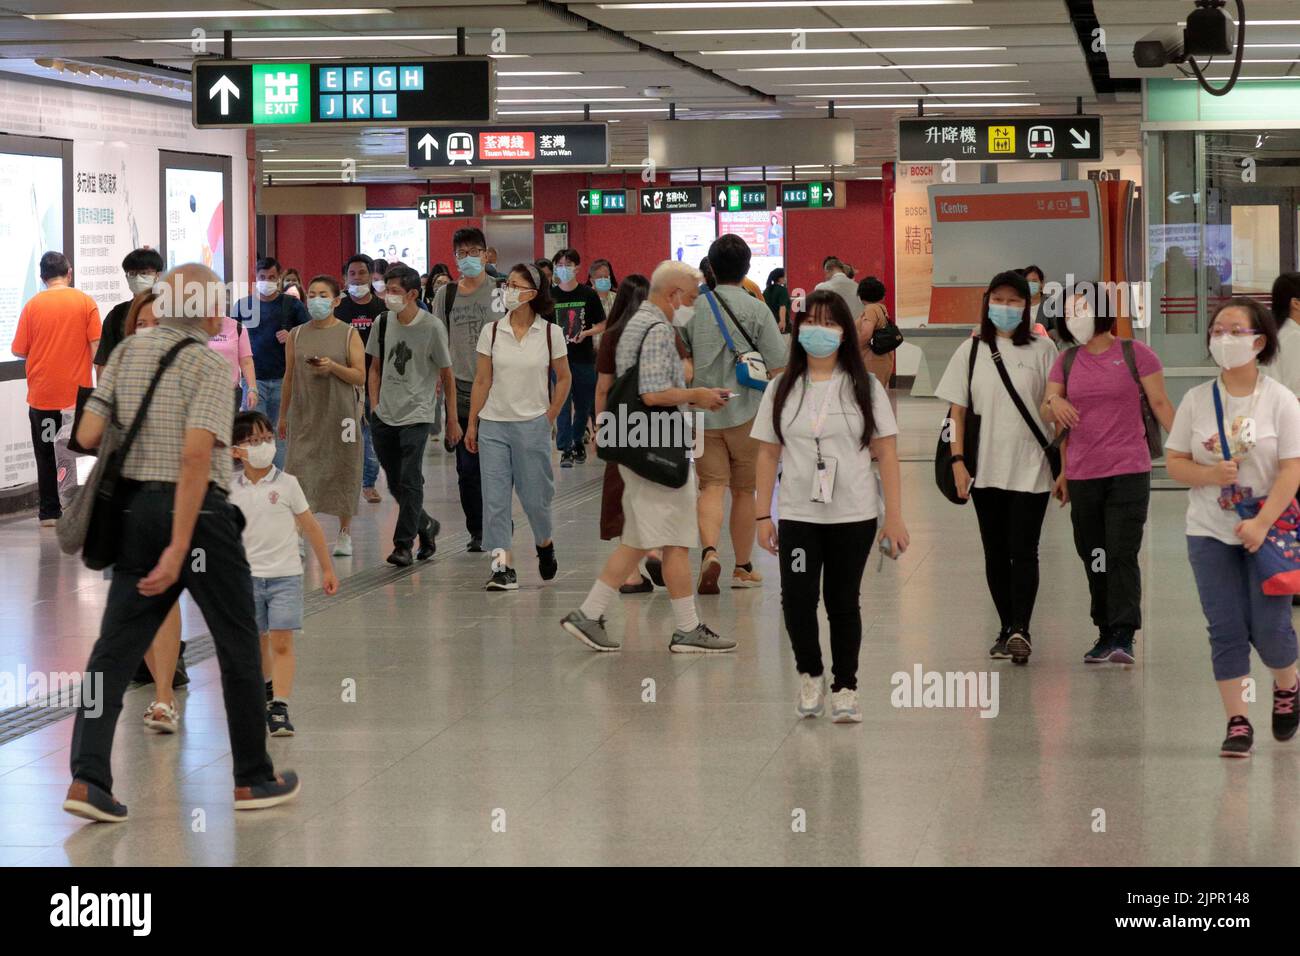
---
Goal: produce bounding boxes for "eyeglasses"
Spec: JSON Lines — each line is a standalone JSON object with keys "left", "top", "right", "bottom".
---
{"left": 1209, "top": 327, "right": 1261, "bottom": 338}
{"left": 457, "top": 247, "right": 485, "bottom": 258}
{"left": 240, "top": 436, "right": 273, "bottom": 447}
{"left": 125, "top": 270, "right": 157, "bottom": 278}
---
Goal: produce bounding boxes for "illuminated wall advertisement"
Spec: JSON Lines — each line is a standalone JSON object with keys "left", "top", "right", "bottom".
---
{"left": 670, "top": 211, "right": 716, "bottom": 268}
{"left": 74, "top": 142, "right": 159, "bottom": 318}
{"left": 718, "top": 208, "right": 783, "bottom": 287}
{"left": 165, "top": 167, "right": 227, "bottom": 280}
{"left": 358, "top": 209, "right": 428, "bottom": 278}
{"left": 0, "top": 152, "right": 63, "bottom": 363}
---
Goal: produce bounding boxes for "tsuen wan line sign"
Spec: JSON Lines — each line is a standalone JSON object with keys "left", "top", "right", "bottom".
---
{"left": 192, "top": 57, "right": 492, "bottom": 129}
{"left": 897, "top": 115, "right": 1103, "bottom": 163}
{"left": 934, "top": 191, "right": 1092, "bottom": 223}
{"left": 577, "top": 189, "right": 630, "bottom": 215}
{"left": 408, "top": 123, "right": 608, "bottom": 168}
{"left": 638, "top": 185, "right": 707, "bottom": 214}
{"left": 418, "top": 193, "right": 477, "bottom": 220}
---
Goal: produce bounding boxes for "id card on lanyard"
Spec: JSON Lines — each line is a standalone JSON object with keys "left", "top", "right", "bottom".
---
{"left": 808, "top": 377, "right": 837, "bottom": 504}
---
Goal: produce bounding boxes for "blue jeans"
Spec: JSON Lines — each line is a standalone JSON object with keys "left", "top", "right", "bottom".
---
{"left": 1187, "top": 535, "right": 1299, "bottom": 681}
{"left": 556, "top": 361, "right": 597, "bottom": 453}
{"left": 361, "top": 396, "right": 379, "bottom": 489}
{"left": 255, "top": 377, "right": 287, "bottom": 471}
{"left": 478, "top": 415, "right": 554, "bottom": 554}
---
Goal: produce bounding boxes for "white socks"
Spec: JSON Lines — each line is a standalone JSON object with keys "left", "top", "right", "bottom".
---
{"left": 580, "top": 580, "right": 619, "bottom": 621}
{"left": 671, "top": 597, "right": 700, "bottom": 633}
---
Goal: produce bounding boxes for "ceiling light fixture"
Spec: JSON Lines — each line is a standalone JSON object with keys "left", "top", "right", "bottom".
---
{"left": 656, "top": 26, "right": 988, "bottom": 35}
{"left": 792, "top": 91, "right": 1035, "bottom": 98}
{"left": 738, "top": 63, "right": 1015, "bottom": 72}
{"left": 29, "top": 7, "right": 391, "bottom": 20}
{"left": 601, "top": 1, "right": 972, "bottom": 8}
{"left": 497, "top": 85, "right": 624, "bottom": 90}
{"left": 496, "top": 97, "right": 652, "bottom": 103}
{"left": 772, "top": 79, "right": 1029, "bottom": 87}
{"left": 831, "top": 100, "right": 1040, "bottom": 109}
{"left": 498, "top": 71, "right": 583, "bottom": 76}
{"left": 702, "top": 46, "right": 1005, "bottom": 55}
{"left": 139, "top": 33, "right": 455, "bottom": 44}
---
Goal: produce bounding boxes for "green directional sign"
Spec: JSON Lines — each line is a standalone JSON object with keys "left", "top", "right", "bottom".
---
{"left": 252, "top": 63, "right": 311, "bottom": 125}
{"left": 781, "top": 181, "right": 843, "bottom": 209}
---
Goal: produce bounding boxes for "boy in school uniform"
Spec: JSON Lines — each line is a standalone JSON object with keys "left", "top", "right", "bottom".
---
{"left": 228, "top": 410, "right": 339, "bottom": 737}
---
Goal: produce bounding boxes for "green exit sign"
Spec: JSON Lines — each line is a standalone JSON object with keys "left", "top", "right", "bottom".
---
{"left": 577, "top": 188, "right": 629, "bottom": 215}
{"left": 715, "top": 184, "right": 771, "bottom": 212}
{"left": 781, "top": 180, "right": 841, "bottom": 209}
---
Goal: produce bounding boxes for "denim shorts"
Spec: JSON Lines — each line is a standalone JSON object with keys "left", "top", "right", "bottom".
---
{"left": 252, "top": 574, "right": 304, "bottom": 633}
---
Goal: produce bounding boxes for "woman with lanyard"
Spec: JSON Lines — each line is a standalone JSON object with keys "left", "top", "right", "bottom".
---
{"left": 465, "top": 263, "right": 571, "bottom": 590}
{"left": 1041, "top": 287, "right": 1176, "bottom": 665}
{"left": 1166, "top": 298, "right": 1300, "bottom": 756}
{"left": 937, "top": 271, "right": 1059, "bottom": 665}
{"left": 753, "top": 290, "right": 908, "bottom": 723}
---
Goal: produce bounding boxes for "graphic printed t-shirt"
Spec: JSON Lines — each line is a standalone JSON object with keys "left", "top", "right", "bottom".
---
{"left": 365, "top": 308, "right": 452, "bottom": 427}
{"left": 1048, "top": 339, "right": 1162, "bottom": 480}
{"left": 935, "top": 334, "right": 1058, "bottom": 494}
{"left": 12, "top": 286, "right": 101, "bottom": 409}
{"left": 1166, "top": 375, "right": 1300, "bottom": 545}
{"left": 228, "top": 465, "right": 310, "bottom": 578}
{"left": 433, "top": 279, "right": 500, "bottom": 412}
{"left": 750, "top": 369, "right": 898, "bottom": 524}
{"left": 335, "top": 294, "right": 386, "bottom": 347}
{"left": 552, "top": 283, "right": 606, "bottom": 366}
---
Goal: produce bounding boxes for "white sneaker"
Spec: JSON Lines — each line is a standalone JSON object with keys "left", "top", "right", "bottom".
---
{"left": 143, "top": 700, "right": 179, "bottom": 734}
{"left": 332, "top": 532, "right": 353, "bottom": 556}
{"left": 830, "top": 688, "right": 863, "bottom": 724}
{"left": 797, "top": 673, "right": 826, "bottom": 718}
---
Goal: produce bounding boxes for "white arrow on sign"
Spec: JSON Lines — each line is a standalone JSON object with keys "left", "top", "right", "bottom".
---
{"left": 1069, "top": 128, "right": 1091, "bottom": 151}
{"left": 1168, "top": 191, "right": 1190, "bottom": 204}
{"left": 417, "top": 133, "right": 440, "bottom": 161}
{"left": 209, "top": 75, "right": 240, "bottom": 116}
{"left": 579, "top": 194, "right": 589, "bottom": 210}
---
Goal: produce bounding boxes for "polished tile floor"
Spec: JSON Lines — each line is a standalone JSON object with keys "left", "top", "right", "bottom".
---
{"left": 2, "top": 395, "right": 1298, "bottom": 866}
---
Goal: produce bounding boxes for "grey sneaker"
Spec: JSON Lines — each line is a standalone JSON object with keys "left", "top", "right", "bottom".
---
{"left": 830, "top": 688, "right": 863, "bottom": 723}
{"left": 797, "top": 673, "right": 826, "bottom": 718}
{"left": 561, "top": 609, "right": 620, "bottom": 651}
{"left": 669, "top": 622, "right": 736, "bottom": 654}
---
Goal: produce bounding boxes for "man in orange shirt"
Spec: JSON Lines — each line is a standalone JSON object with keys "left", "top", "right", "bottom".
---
{"left": 11, "top": 252, "right": 100, "bottom": 524}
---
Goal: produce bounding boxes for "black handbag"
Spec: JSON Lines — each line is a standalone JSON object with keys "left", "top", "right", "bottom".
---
{"left": 58, "top": 338, "right": 198, "bottom": 570}
{"left": 934, "top": 337, "right": 981, "bottom": 505}
{"left": 595, "top": 321, "right": 691, "bottom": 488}
{"left": 988, "top": 339, "right": 1062, "bottom": 481}
{"left": 67, "top": 386, "right": 97, "bottom": 456}
{"left": 868, "top": 309, "right": 905, "bottom": 356}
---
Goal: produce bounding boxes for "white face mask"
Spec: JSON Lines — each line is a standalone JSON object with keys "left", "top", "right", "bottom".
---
{"left": 385, "top": 293, "right": 407, "bottom": 313}
{"left": 347, "top": 283, "right": 370, "bottom": 298}
{"left": 244, "top": 441, "right": 276, "bottom": 470}
{"left": 256, "top": 279, "right": 278, "bottom": 296}
{"left": 1065, "top": 312, "right": 1095, "bottom": 344}
{"left": 373, "top": 278, "right": 387, "bottom": 294}
{"left": 1210, "top": 334, "right": 1260, "bottom": 370}
{"left": 502, "top": 288, "right": 530, "bottom": 312}
{"left": 127, "top": 273, "right": 156, "bottom": 295}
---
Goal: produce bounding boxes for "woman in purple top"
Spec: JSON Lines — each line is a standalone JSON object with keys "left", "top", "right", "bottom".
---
{"left": 1040, "top": 292, "right": 1176, "bottom": 665}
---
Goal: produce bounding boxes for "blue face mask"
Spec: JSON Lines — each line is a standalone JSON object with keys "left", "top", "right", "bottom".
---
{"left": 457, "top": 255, "right": 483, "bottom": 278}
{"left": 306, "top": 297, "right": 333, "bottom": 320}
{"left": 594, "top": 276, "right": 612, "bottom": 293}
{"left": 988, "top": 303, "right": 1023, "bottom": 332}
{"left": 798, "top": 325, "right": 842, "bottom": 358}
{"left": 554, "top": 265, "right": 576, "bottom": 284}
{"left": 1028, "top": 281, "right": 1041, "bottom": 297}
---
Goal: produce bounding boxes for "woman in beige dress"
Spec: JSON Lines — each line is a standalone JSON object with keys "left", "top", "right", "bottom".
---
{"left": 279, "top": 275, "right": 367, "bottom": 556}
{"left": 855, "top": 275, "right": 895, "bottom": 388}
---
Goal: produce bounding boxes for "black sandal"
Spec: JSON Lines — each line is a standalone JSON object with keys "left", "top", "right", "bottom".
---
{"left": 619, "top": 574, "right": 654, "bottom": 594}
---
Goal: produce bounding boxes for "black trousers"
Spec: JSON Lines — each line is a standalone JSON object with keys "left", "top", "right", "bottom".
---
{"left": 778, "top": 518, "right": 876, "bottom": 691}
{"left": 70, "top": 484, "right": 275, "bottom": 792}
{"left": 371, "top": 416, "right": 434, "bottom": 550}
{"left": 28, "top": 406, "right": 62, "bottom": 520}
{"left": 454, "top": 412, "right": 482, "bottom": 538}
{"left": 1068, "top": 471, "right": 1151, "bottom": 639}
{"left": 971, "top": 487, "right": 1050, "bottom": 636}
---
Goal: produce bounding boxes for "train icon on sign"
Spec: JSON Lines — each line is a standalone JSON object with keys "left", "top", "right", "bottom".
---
{"left": 1027, "top": 125, "right": 1055, "bottom": 158}
{"left": 446, "top": 132, "right": 474, "bottom": 165}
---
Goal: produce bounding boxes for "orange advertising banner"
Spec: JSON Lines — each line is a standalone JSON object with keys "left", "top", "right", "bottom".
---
{"left": 933, "top": 190, "right": 1092, "bottom": 223}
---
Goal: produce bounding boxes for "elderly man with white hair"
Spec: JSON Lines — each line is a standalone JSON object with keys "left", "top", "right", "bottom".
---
{"left": 561, "top": 260, "right": 737, "bottom": 654}
{"left": 63, "top": 263, "right": 299, "bottom": 823}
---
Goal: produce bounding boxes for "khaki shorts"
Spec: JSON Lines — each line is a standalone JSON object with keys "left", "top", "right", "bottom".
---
{"left": 696, "top": 421, "right": 758, "bottom": 492}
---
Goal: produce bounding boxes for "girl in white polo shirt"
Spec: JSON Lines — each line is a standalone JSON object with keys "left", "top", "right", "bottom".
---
{"left": 229, "top": 410, "right": 339, "bottom": 737}
{"left": 1166, "top": 298, "right": 1300, "bottom": 757}
{"left": 465, "top": 265, "right": 572, "bottom": 591}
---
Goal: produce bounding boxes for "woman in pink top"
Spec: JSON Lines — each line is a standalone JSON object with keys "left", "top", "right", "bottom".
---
{"left": 207, "top": 315, "right": 257, "bottom": 414}
{"left": 1040, "top": 292, "right": 1176, "bottom": 666}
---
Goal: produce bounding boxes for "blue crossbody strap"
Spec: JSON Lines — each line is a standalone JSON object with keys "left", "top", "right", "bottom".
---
{"left": 701, "top": 285, "right": 740, "bottom": 355}
{"left": 1211, "top": 381, "right": 1233, "bottom": 464}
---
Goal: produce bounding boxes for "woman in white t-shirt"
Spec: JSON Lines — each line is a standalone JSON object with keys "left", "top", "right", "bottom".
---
{"left": 1166, "top": 298, "right": 1300, "bottom": 758}
{"left": 465, "top": 264, "right": 571, "bottom": 591}
{"left": 936, "top": 271, "right": 1058, "bottom": 666}
{"left": 752, "top": 290, "right": 908, "bottom": 724}
{"left": 1262, "top": 272, "right": 1300, "bottom": 394}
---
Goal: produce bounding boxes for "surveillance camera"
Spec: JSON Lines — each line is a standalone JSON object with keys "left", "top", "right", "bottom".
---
{"left": 1133, "top": 26, "right": 1186, "bottom": 68}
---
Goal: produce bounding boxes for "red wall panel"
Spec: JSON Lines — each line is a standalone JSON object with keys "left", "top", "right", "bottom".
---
{"left": 271, "top": 177, "right": 888, "bottom": 296}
